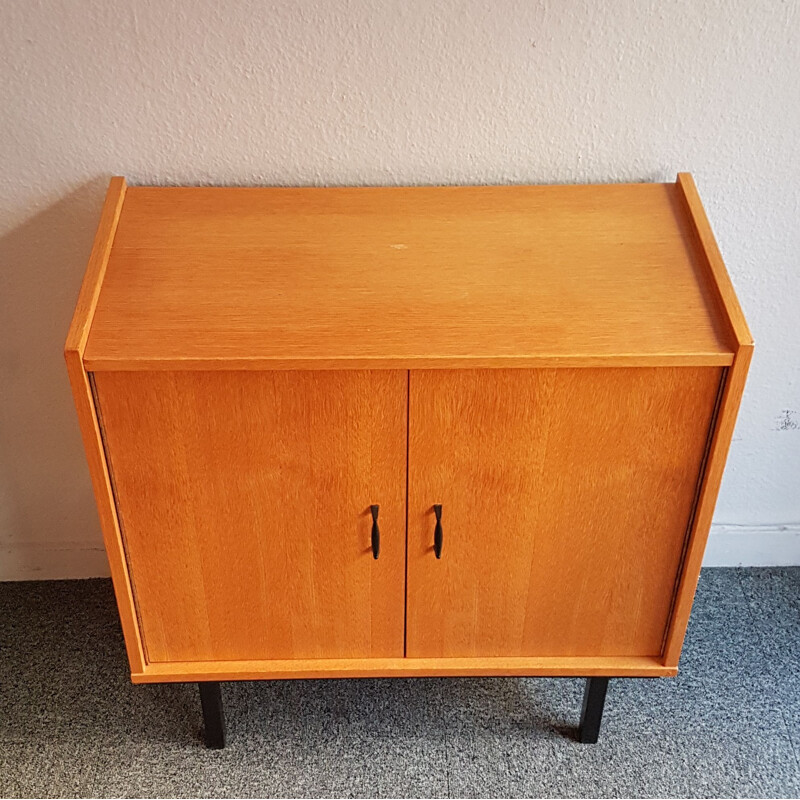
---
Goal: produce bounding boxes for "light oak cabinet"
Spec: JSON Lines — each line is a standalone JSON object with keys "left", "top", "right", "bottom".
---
{"left": 66, "top": 176, "right": 751, "bottom": 747}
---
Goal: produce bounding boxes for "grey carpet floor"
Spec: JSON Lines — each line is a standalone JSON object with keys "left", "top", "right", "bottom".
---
{"left": 0, "top": 568, "right": 798, "bottom": 798}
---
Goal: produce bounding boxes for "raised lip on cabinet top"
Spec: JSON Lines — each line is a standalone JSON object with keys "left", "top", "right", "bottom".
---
{"left": 70, "top": 174, "right": 752, "bottom": 371}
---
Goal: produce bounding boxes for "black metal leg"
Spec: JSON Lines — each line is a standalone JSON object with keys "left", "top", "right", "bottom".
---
{"left": 578, "top": 677, "right": 609, "bottom": 743}
{"left": 199, "top": 681, "right": 226, "bottom": 749}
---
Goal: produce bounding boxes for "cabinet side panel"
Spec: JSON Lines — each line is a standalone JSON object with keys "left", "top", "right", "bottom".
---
{"left": 63, "top": 177, "right": 143, "bottom": 672}
{"left": 91, "top": 370, "right": 407, "bottom": 663}
{"left": 407, "top": 367, "right": 723, "bottom": 659}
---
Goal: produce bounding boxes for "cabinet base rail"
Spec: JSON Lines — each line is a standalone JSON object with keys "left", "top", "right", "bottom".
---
{"left": 197, "top": 677, "right": 612, "bottom": 749}
{"left": 136, "top": 655, "right": 672, "bottom": 683}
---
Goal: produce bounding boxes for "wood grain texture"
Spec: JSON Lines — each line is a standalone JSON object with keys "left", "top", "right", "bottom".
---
{"left": 662, "top": 345, "right": 753, "bottom": 664}
{"left": 84, "top": 182, "right": 734, "bottom": 370}
{"left": 131, "top": 655, "right": 676, "bottom": 683}
{"left": 677, "top": 173, "right": 754, "bottom": 348}
{"left": 92, "top": 370, "right": 407, "bottom": 663}
{"left": 406, "top": 368, "right": 723, "bottom": 659}
{"left": 63, "top": 177, "right": 145, "bottom": 672}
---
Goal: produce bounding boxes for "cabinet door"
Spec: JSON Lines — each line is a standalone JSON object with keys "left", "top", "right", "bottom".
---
{"left": 93, "top": 370, "right": 407, "bottom": 663}
{"left": 407, "top": 368, "right": 722, "bottom": 658}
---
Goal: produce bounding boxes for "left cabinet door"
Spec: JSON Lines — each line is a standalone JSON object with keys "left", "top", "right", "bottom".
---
{"left": 92, "top": 370, "right": 407, "bottom": 663}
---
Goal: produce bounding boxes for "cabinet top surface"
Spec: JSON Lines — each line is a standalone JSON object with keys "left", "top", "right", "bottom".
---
{"left": 84, "top": 182, "right": 737, "bottom": 369}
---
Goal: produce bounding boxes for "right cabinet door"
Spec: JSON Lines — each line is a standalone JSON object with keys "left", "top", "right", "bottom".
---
{"left": 406, "top": 367, "right": 723, "bottom": 659}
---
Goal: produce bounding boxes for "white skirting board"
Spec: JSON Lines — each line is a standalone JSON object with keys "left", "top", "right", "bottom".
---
{"left": 702, "top": 524, "right": 800, "bottom": 567}
{"left": 1, "top": 525, "right": 799, "bottom": 580}
{"left": 0, "top": 542, "right": 111, "bottom": 581}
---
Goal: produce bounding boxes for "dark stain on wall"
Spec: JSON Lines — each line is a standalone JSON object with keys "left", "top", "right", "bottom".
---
{"left": 776, "top": 410, "right": 799, "bottom": 431}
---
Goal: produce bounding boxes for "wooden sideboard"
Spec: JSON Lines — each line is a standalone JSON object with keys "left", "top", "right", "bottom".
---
{"left": 66, "top": 175, "right": 752, "bottom": 747}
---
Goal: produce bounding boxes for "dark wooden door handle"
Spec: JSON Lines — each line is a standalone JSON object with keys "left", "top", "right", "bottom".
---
{"left": 370, "top": 504, "right": 380, "bottom": 559}
{"left": 433, "top": 504, "right": 443, "bottom": 559}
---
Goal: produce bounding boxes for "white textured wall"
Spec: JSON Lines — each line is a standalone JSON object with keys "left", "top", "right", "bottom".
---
{"left": 1, "top": 0, "right": 798, "bottom": 578}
